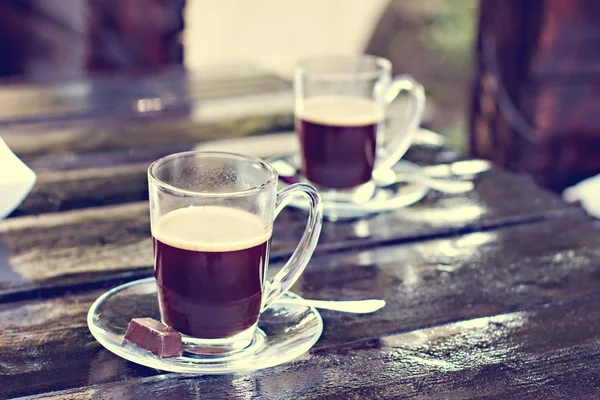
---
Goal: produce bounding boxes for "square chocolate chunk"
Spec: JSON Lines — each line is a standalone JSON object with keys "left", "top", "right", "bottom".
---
{"left": 123, "top": 318, "right": 183, "bottom": 358}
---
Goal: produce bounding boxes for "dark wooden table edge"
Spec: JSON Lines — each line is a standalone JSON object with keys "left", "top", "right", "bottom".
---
{"left": 0, "top": 207, "right": 586, "bottom": 304}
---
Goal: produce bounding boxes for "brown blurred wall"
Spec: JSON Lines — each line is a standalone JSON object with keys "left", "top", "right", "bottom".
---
{"left": 469, "top": 0, "right": 600, "bottom": 192}
{"left": 0, "top": 0, "right": 185, "bottom": 78}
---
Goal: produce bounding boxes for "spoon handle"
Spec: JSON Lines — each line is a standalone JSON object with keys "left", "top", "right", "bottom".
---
{"left": 409, "top": 174, "right": 474, "bottom": 194}
{"left": 277, "top": 298, "right": 386, "bottom": 314}
{"left": 373, "top": 169, "right": 474, "bottom": 194}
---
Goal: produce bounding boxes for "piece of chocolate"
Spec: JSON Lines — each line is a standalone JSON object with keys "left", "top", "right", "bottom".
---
{"left": 123, "top": 318, "right": 183, "bottom": 358}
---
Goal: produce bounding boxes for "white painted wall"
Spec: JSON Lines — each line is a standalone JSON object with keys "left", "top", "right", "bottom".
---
{"left": 184, "top": 0, "right": 389, "bottom": 77}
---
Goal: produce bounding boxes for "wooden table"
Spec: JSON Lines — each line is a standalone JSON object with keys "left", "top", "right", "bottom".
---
{"left": 1, "top": 67, "right": 598, "bottom": 399}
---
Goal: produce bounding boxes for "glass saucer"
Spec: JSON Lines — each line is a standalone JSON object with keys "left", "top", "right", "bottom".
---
{"left": 268, "top": 155, "right": 429, "bottom": 220}
{"left": 87, "top": 278, "right": 323, "bottom": 374}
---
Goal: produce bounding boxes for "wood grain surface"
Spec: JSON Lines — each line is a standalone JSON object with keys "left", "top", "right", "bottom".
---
{"left": 0, "top": 65, "right": 290, "bottom": 124}
{"left": 22, "top": 296, "right": 600, "bottom": 399}
{"left": 1, "top": 217, "right": 598, "bottom": 398}
{"left": 0, "top": 159, "right": 583, "bottom": 301}
{"left": 1, "top": 65, "right": 595, "bottom": 400}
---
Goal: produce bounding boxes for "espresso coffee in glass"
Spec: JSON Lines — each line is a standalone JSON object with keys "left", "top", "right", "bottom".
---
{"left": 153, "top": 206, "right": 270, "bottom": 339}
{"left": 148, "top": 151, "right": 322, "bottom": 354}
{"left": 294, "top": 55, "right": 426, "bottom": 200}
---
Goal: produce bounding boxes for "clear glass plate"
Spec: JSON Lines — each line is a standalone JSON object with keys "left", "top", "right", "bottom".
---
{"left": 87, "top": 278, "right": 323, "bottom": 374}
{"left": 268, "top": 155, "right": 429, "bottom": 220}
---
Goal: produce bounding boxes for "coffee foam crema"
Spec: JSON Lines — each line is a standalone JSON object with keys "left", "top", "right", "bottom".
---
{"left": 154, "top": 206, "right": 271, "bottom": 252}
{"left": 297, "top": 95, "right": 384, "bottom": 127}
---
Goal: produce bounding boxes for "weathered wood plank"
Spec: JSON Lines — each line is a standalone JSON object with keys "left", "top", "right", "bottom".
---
{"left": 11, "top": 142, "right": 452, "bottom": 215}
{"left": 14, "top": 164, "right": 150, "bottom": 215}
{"left": 2, "top": 217, "right": 600, "bottom": 398}
{"left": 0, "top": 203, "right": 151, "bottom": 292}
{"left": 0, "top": 148, "right": 584, "bottom": 299}
{"left": 20, "top": 297, "right": 600, "bottom": 399}
{"left": 0, "top": 65, "right": 290, "bottom": 124}
{"left": 3, "top": 90, "right": 293, "bottom": 164}
{"left": 23, "top": 128, "right": 446, "bottom": 173}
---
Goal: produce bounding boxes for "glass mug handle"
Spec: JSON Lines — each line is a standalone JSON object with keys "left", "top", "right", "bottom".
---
{"left": 261, "top": 183, "right": 323, "bottom": 311}
{"left": 376, "top": 75, "right": 426, "bottom": 172}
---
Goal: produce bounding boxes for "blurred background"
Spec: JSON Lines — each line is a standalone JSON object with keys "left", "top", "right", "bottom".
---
{"left": 1, "top": 0, "right": 599, "bottom": 193}
{"left": 186, "top": 0, "right": 476, "bottom": 151}
{"left": 187, "top": 0, "right": 473, "bottom": 151}
{"left": 0, "top": 0, "right": 476, "bottom": 150}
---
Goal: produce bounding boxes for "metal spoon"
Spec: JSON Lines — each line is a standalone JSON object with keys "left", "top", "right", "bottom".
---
{"left": 277, "top": 298, "right": 386, "bottom": 314}
{"left": 373, "top": 168, "right": 474, "bottom": 194}
{"left": 270, "top": 156, "right": 474, "bottom": 194}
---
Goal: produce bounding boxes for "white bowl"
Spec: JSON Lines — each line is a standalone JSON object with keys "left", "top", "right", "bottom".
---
{"left": 0, "top": 137, "right": 36, "bottom": 219}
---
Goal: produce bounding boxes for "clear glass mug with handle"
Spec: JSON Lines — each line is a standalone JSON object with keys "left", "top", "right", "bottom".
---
{"left": 294, "top": 54, "right": 426, "bottom": 203}
{"left": 148, "top": 151, "right": 323, "bottom": 355}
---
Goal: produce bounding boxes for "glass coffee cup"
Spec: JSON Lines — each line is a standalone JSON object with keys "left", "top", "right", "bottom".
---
{"left": 294, "top": 55, "right": 426, "bottom": 202}
{"left": 148, "top": 151, "right": 322, "bottom": 354}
